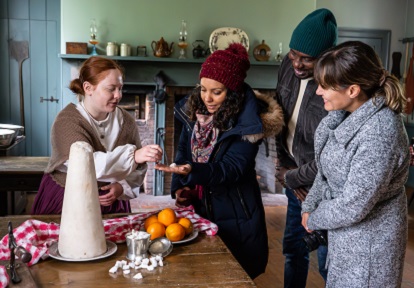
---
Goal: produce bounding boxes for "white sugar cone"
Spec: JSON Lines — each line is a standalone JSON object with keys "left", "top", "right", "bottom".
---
{"left": 58, "top": 141, "right": 107, "bottom": 259}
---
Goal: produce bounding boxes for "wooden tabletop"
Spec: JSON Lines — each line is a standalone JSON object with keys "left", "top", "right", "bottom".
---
{"left": 0, "top": 156, "right": 49, "bottom": 175}
{"left": 1, "top": 215, "right": 256, "bottom": 287}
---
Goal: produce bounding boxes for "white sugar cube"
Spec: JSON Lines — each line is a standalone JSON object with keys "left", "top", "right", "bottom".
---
{"left": 123, "top": 269, "right": 131, "bottom": 274}
{"left": 122, "top": 265, "right": 130, "bottom": 270}
{"left": 142, "top": 258, "right": 149, "bottom": 265}
{"left": 129, "top": 262, "right": 135, "bottom": 268}
{"left": 127, "top": 230, "right": 150, "bottom": 240}
{"left": 109, "top": 266, "right": 118, "bottom": 273}
{"left": 115, "top": 260, "right": 123, "bottom": 268}
{"left": 133, "top": 273, "right": 143, "bottom": 279}
{"left": 146, "top": 265, "right": 154, "bottom": 271}
{"left": 135, "top": 256, "right": 143, "bottom": 263}
{"left": 158, "top": 259, "right": 164, "bottom": 267}
{"left": 155, "top": 255, "right": 162, "bottom": 261}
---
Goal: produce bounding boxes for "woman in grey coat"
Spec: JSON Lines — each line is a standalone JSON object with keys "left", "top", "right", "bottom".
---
{"left": 301, "top": 41, "right": 409, "bottom": 288}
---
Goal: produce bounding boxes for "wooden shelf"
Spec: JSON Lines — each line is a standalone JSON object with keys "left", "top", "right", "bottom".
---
{"left": 60, "top": 53, "right": 279, "bottom": 90}
{"left": 59, "top": 54, "right": 281, "bottom": 67}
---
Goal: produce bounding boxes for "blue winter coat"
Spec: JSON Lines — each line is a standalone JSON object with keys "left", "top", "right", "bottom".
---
{"left": 171, "top": 84, "right": 283, "bottom": 279}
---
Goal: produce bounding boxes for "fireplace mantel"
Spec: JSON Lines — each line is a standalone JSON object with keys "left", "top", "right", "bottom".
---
{"left": 59, "top": 54, "right": 279, "bottom": 91}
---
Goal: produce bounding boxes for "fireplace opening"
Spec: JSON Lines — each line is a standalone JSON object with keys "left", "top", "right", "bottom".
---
{"left": 121, "top": 84, "right": 154, "bottom": 120}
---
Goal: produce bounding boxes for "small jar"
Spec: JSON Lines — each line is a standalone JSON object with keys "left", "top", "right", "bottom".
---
{"left": 106, "top": 42, "right": 116, "bottom": 56}
{"left": 114, "top": 42, "right": 119, "bottom": 56}
{"left": 120, "top": 43, "right": 128, "bottom": 57}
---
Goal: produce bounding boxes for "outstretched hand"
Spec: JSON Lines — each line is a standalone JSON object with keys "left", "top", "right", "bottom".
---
{"left": 154, "top": 163, "right": 192, "bottom": 175}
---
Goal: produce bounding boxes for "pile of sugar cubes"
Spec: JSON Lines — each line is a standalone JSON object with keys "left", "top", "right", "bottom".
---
{"left": 108, "top": 230, "right": 164, "bottom": 279}
{"left": 109, "top": 255, "right": 164, "bottom": 279}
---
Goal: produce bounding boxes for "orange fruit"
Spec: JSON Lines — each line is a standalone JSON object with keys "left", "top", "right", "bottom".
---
{"left": 146, "top": 222, "right": 166, "bottom": 240}
{"left": 178, "top": 217, "right": 193, "bottom": 235}
{"left": 165, "top": 223, "right": 186, "bottom": 242}
{"left": 144, "top": 215, "right": 159, "bottom": 231}
{"left": 158, "top": 208, "right": 177, "bottom": 227}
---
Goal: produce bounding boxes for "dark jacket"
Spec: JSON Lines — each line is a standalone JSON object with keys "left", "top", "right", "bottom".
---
{"left": 275, "top": 55, "right": 328, "bottom": 189}
{"left": 171, "top": 84, "right": 283, "bottom": 279}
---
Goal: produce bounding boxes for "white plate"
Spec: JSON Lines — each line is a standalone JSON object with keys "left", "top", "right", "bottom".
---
{"left": 209, "top": 27, "right": 249, "bottom": 52}
{"left": 172, "top": 229, "right": 199, "bottom": 244}
{"left": 48, "top": 240, "right": 117, "bottom": 262}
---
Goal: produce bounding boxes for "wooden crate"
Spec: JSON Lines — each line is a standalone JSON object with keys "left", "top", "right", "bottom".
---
{"left": 66, "top": 42, "right": 87, "bottom": 54}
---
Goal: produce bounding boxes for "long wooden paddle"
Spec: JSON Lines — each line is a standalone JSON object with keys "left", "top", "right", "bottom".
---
{"left": 9, "top": 41, "right": 29, "bottom": 133}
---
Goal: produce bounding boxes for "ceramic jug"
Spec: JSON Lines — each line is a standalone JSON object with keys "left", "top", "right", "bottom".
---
{"left": 151, "top": 37, "right": 174, "bottom": 57}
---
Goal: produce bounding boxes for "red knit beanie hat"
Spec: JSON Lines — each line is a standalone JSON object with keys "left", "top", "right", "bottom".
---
{"left": 199, "top": 43, "right": 250, "bottom": 92}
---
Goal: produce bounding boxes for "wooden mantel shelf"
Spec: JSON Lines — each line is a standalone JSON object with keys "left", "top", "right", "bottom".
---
{"left": 59, "top": 53, "right": 281, "bottom": 67}
{"left": 60, "top": 53, "right": 279, "bottom": 106}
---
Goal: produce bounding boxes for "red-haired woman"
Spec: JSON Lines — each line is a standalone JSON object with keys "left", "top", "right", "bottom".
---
{"left": 32, "top": 56, "right": 162, "bottom": 214}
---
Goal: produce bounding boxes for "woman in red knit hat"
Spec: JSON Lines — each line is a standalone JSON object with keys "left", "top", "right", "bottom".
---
{"left": 156, "top": 43, "right": 283, "bottom": 278}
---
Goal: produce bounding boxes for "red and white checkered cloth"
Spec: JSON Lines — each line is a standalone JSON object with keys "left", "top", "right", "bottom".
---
{"left": 0, "top": 206, "right": 218, "bottom": 266}
{"left": 0, "top": 265, "right": 9, "bottom": 288}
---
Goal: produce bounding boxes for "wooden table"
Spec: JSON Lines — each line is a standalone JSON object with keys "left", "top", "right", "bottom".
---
{"left": 0, "top": 157, "right": 49, "bottom": 215}
{"left": 1, "top": 215, "right": 256, "bottom": 287}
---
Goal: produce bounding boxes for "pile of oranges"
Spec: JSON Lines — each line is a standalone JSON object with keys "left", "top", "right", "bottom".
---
{"left": 144, "top": 208, "right": 193, "bottom": 242}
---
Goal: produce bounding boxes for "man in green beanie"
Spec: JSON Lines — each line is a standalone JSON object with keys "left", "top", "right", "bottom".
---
{"left": 274, "top": 8, "right": 337, "bottom": 288}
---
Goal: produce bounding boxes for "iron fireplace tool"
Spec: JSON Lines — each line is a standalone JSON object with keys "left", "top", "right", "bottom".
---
{"left": 7, "top": 221, "right": 32, "bottom": 284}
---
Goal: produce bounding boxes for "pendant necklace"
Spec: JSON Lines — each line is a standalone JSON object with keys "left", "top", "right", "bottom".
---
{"left": 81, "top": 102, "right": 109, "bottom": 140}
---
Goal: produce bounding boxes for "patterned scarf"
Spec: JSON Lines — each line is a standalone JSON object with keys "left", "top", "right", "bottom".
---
{"left": 191, "top": 113, "right": 219, "bottom": 163}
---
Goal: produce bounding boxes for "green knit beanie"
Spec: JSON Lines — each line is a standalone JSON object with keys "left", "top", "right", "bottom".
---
{"left": 289, "top": 8, "right": 338, "bottom": 58}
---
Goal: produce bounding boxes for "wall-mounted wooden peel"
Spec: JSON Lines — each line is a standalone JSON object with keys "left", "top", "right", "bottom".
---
{"left": 9, "top": 41, "right": 29, "bottom": 133}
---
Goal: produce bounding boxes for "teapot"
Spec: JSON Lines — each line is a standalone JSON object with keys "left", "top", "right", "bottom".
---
{"left": 151, "top": 37, "right": 174, "bottom": 57}
{"left": 192, "top": 40, "right": 207, "bottom": 59}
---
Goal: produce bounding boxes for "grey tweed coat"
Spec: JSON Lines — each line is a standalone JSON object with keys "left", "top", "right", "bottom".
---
{"left": 302, "top": 97, "right": 409, "bottom": 288}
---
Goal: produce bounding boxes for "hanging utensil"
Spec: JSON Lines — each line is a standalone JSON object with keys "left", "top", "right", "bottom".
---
{"left": 9, "top": 41, "right": 29, "bottom": 133}
{"left": 391, "top": 52, "right": 402, "bottom": 80}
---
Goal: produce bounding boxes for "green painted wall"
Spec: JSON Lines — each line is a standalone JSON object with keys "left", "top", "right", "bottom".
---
{"left": 61, "top": 0, "right": 315, "bottom": 58}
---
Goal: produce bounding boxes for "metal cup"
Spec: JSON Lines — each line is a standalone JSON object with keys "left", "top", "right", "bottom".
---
{"left": 126, "top": 232, "right": 150, "bottom": 260}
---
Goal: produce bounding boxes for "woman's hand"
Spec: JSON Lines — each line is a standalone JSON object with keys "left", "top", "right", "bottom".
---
{"left": 302, "top": 212, "right": 313, "bottom": 233}
{"left": 134, "top": 145, "right": 163, "bottom": 164}
{"left": 154, "top": 163, "right": 192, "bottom": 175}
{"left": 99, "top": 182, "right": 123, "bottom": 206}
